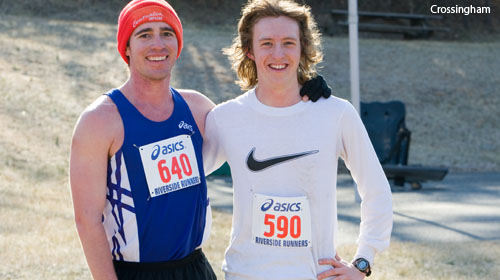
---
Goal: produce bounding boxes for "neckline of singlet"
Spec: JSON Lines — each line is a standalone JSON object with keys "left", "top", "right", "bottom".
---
{"left": 112, "top": 87, "right": 181, "bottom": 125}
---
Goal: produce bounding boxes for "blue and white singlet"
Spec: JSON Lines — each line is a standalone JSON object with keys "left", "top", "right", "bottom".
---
{"left": 103, "top": 88, "right": 210, "bottom": 262}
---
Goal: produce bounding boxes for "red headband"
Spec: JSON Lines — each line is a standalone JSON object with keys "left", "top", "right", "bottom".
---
{"left": 117, "top": 0, "right": 183, "bottom": 64}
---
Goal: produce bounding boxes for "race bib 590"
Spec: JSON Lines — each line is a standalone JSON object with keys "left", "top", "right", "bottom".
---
{"left": 139, "top": 135, "right": 200, "bottom": 198}
{"left": 252, "top": 194, "right": 312, "bottom": 248}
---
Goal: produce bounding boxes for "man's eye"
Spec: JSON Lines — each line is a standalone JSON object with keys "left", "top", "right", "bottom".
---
{"left": 139, "top": 33, "right": 150, "bottom": 38}
{"left": 164, "top": 32, "right": 174, "bottom": 37}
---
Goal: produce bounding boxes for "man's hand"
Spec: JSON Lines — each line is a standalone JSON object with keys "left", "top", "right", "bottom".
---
{"left": 317, "top": 257, "right": 365, "bottom": 280}
{"left": 300, "top": 74, "right": 332, "bottom": 102}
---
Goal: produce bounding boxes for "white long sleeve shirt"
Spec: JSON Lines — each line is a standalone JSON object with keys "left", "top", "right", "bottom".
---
{"left": 203, "top": 89, "right": 392, "bottom": 280}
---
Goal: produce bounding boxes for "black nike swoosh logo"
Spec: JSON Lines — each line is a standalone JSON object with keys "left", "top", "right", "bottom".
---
{"left": 246, "top": 147, "right": 319, "bottom": 172}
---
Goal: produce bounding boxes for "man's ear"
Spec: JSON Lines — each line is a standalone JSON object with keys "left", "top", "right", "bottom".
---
{"left": 126, "top": 46, "right": 131, "bottom": 57}
{"left": 246, "top": 49, "right": 255, "bottom": 60}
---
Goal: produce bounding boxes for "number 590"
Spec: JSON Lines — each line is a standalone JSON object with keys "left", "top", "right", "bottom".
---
{"left": 263, "top": 214, "right": 301, "bottom": 239}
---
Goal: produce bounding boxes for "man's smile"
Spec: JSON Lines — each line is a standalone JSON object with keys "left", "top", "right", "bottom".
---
{"left": 146, "top": 55, "right": 167, "bottom": 61}
{"left": 269, "top": 63, "right": 287, "bottom": 70}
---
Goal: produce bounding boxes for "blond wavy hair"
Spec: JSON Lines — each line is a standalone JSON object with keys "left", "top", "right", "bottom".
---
{"left": 223, "top": 0, "right": 323, "bottom": 90}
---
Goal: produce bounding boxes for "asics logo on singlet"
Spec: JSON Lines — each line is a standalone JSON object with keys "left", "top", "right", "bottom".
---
{"left": 151, "top": 141, "right": 185, "bottom": 160}
{"left": 178, "top": 121, "right": 194, "bottom": 133}
{"left": 261, "top": 199, "right": 301, "bottom": 212}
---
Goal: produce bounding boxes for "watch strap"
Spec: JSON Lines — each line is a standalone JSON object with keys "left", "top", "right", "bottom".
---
{"left": 353, "top": 258, "right": 371, "bottom": 277}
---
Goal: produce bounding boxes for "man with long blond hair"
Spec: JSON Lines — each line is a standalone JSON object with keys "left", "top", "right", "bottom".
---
{"left": 203, "top": 0, "right": 393, "bottom": 279}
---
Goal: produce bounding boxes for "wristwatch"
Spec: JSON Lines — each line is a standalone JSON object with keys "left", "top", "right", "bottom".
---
{"left": 352, "top": 258, "right": 371, "bottom": 277}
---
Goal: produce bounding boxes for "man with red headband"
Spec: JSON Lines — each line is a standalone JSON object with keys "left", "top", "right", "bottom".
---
{"left": 69, "top": 0, "right": 330, "bottom": 279}
{"left": 70, "top": 0, "right": 217, "bottom": 279}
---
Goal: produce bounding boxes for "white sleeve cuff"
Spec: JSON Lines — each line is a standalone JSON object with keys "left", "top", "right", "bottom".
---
{"left": 353, "top": 245, "right": 376, "bottom": 264}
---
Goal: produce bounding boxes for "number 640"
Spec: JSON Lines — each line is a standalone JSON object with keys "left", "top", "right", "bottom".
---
{"left": 263, "top": 214, "right": 301, "bottom": 239}
{"left": 157, "top": 153, "right": 192, "bottom": 183}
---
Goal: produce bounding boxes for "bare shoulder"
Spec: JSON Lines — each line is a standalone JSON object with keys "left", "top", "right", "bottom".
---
{"left": 177, "top": 89, "right": 216, "bottom": 112}
{"left": 177, "top": 89, "right": 215, "bottom": 137}
{"left": 71, "top": 95, "right": 123, "bottom": 156}
{"left": 74, "top": 95, "right": 120, "bottom": 135}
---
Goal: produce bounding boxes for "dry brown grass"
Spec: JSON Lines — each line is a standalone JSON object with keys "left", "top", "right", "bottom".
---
{"left": 1, "top": 9, "right": 499, "bottom": 280}
{"left": 338, "top": 241, "right": 500, "bottom": 279}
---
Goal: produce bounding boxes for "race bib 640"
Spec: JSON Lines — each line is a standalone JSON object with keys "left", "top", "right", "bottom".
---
{"left": 252, "top": 194, "right": 312, "bottom": 248}
{"left": 139, "top": 135, "right": 200, "bottom": 198}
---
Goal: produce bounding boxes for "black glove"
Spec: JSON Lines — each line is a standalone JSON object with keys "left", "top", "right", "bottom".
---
{"left": 300, "top": 74, "right": 332, "bottom": 102}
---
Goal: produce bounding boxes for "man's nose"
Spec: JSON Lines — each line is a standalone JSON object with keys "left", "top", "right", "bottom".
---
{"left": 272, "top": 45, "right": 285, "bottom": 58}
{"left": 150, "top": 34, "right": 165, "bottom": 49}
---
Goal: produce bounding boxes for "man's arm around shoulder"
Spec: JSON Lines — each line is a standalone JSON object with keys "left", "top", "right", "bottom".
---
{"left": 69, "top": 96, "right": 121, "bottom": 280}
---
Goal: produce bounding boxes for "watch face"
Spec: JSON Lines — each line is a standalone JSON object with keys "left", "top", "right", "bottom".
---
{"left": 357, "top": 260, "right": 368, "bottom": 270}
